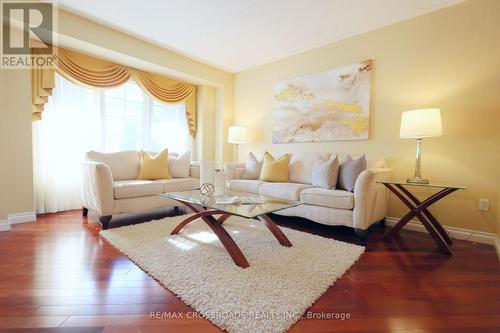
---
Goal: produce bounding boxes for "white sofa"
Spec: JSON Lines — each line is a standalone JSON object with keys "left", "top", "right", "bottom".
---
{"left": 224, "top": 152, "right": 392, "bottom": 236}
{"left": 81, "top": 151, "right": 200, "bottom": 229}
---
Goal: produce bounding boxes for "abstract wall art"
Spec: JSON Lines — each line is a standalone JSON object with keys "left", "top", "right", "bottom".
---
{"left": 272, "top": 60, "right": 372, "bottom": 143}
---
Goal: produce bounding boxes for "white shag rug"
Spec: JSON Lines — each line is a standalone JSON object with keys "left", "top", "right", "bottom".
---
{"left": 100, "top": 214, "right": 364, "bottom": 333}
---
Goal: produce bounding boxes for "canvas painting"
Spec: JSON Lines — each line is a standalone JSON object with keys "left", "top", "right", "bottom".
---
{"left": 272, "top": 60, "right": 372, "bottom": 143}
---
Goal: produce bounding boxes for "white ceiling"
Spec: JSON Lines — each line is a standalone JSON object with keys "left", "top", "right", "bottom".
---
{"left": 59, "top": 0, "right": 463, "bottom": 72}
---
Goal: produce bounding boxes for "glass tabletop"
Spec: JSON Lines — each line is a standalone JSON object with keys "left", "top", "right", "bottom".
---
{"left": 159, "top": 190, "right": 301, "bottom": 218}
{"left": 377, "top": 180, "right": 466, "bottom": 189}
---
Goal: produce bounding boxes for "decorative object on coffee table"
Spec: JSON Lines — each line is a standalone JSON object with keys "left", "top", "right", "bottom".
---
{"left": 200, "top": 160, "right": 215, "bottom": 186}
{"left": 379, "top": 181, "right": 465, "bottom": 255}
{"left": 200, "top": 194, "right": 215, "bottom": 206}
{"left": 200, "top": 183, "right": 215, "bottom": 196}
{"left": 214, "top": 168, "right": 227, "bottom": 194}
{"left": 400, "top": 108, "right": 442, "bottom": 184}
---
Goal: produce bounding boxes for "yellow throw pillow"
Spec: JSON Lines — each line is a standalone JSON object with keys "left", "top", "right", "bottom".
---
{"left": 259, "top": 152, "right": 289, "bottom": 182}
{"left": 137, "top": 149, "right": 172, "bottom": 180}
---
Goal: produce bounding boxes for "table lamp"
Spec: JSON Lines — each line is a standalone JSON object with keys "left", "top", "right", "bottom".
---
{"left": 228, "top": 126, "right": 247, "bottom": 162}
{"left": 400, "top": 108, "right": 442, "bottom": 184}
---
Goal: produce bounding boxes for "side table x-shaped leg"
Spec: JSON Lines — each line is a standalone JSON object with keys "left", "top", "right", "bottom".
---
{"left": 382, "top": 182, "right": 463, "bottom": 255}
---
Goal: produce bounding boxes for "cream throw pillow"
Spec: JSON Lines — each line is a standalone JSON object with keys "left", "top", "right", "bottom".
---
{"left": 259, "top": 152, "right": 289, "bottom": 182}
{"left": 168, "top": 151, "right": 190, "bottom": 178}
{"left": 137, "top": 149, "right": 172, "bottom": 180}
{"left": 243, "top": 152, "right": 263, "bottom": 180}
{"left": 312, "top": 155, "right": 340, "bottom": 189}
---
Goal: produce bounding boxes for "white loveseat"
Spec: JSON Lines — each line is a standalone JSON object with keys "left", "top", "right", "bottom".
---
{"left": 81, "top": 151, "right": 200, "bottom": 229}
{"left": 224, "top": 152, "right": 392, "bottom": 236}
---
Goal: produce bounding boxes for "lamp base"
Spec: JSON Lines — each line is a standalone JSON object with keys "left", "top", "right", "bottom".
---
{"left": 407, "top": 177, "right": 429, "bottom": 184}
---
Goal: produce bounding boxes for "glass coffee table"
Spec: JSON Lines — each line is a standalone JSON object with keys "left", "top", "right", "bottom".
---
{"left": 159, "top": 190, "right": 301, "bottom": 268}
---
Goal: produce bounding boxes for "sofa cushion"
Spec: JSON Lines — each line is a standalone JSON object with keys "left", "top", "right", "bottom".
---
{"left": 86, "top": 150, "right": 140, "bottom": 181}
{"left": 260, "top": 152, "right": 289, "bottom": 182}
{"left": 229, "top": 179, "right": 265, "bottom": 194}
{"left": 337, "top": 155, "right": 366, "bottom": 192}
{"left": 243, "top": 152, "right": 263, "bottom": 180}
{"left": 312, "top": 155, "right": 339, "bottom": 189}
{"left": 189, "top": 161, "right": 200, "bottom": 179}
{"left": 137, "top": 149, "right": 172, "bottom": 180}
{"left": 113, "top": 180, "right": 164, "bottom": 199}
{"left": 300, "top": 188, "right": 354, "bottom": 210}
{"left": 289, "top": 152, "right": 331, "bottom": 184}
{"left": 168, "top": 151, "right": 190, "bottom": 178}
{"left": 113, "top": 178, "right": 199, "bottom": 199}
{"left": 258, "top": 182, "right": 312, "bottom": 201}
{"left": 160, "top": 178, "right": 200, "bottom": 193}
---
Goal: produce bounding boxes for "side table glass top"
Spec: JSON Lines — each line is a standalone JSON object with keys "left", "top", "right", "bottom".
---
{"left": 377, "top": 181, "right": 466, "bottom": 189}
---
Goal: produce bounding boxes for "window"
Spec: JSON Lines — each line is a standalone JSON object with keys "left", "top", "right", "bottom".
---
{"left": 103, "top": 81, "right": 146, "bottom": 152}
{"left": 101, "top": 80, "right": 191, "bottom": 153}
{"left": 32, "top": 74, "right": 192, "bottom": 213}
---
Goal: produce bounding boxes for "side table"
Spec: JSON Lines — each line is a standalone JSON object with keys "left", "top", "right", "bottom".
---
{"left": 378, "top": 181, "right": 466, "bottom": 255}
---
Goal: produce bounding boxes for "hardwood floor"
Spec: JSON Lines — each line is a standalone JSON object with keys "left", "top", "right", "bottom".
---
{"left": 0, "top": 209, "right": 499, "bottom": 332}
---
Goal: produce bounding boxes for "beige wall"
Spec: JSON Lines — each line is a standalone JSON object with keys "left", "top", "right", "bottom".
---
{"left": 0, "top": 9, "right": 234, "bottom": 218}
{"left": 0, "top": 70, "right": 8, "bottom": 221}
{"left": 3, "top": 70, "right": 34, "bottom": 215}
{"left": 0, "top": 69, "right": 35, "bottom": 218}
{"left": 196, "top": 85, "right": 217, "bottom": 160}
{"left": 233, "top": 0, "right": 500, "bottom": 235}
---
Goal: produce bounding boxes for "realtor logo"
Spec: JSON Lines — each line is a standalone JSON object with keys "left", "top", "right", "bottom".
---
{"left": 1, "top": 0, "right": 57, "bottom": 68}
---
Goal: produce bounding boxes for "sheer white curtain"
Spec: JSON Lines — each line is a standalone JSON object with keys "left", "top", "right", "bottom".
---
{"left": 33, "top": 74, "right": 192, "bottom": 213}
{"left": 33, "top": 75, "right": 101, "bottom": 213}
{"left": 150, "top": 100, "right": 192, "bottom": 153}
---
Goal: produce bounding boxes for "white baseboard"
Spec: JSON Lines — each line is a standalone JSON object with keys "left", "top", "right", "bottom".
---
{"left": 385, "top": 216, "right": 500, "bottom": 261}
{"left": 8, "top": 211, "right": 37, "bottom": 225}
{"left": 0, "top": 219, "right": 10, "bottom": 232}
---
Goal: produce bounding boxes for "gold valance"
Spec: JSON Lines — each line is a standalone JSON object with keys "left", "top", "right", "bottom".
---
{"left": 32, "top": 67, "right": 55, "bottom": 120}
{"left": 32, "top": 47, "right": 197, "bottom": 136}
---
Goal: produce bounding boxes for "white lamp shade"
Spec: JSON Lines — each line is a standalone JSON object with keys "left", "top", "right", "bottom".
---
{"left": 228, "top": 126, "right": 247, "bottom": 144}
{"left": 400, "top": 108, "right": 443, "bottom": 139}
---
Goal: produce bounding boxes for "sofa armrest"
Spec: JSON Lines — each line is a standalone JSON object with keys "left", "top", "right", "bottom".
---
{"left": 224, "top": 162, "right": 246, "bottom": 180}
{"left": 189, "top": 161, "right": 200, "bottom": 179}
{"left": 81, "top": 161, "right": 114, "bottom": 216}
{"left": 353, "top": 168, "right": 392, "bottom": 230}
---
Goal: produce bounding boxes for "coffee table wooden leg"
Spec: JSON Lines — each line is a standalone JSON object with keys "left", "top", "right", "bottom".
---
{"left": 257, "top": 214, "right": 292, "bottom": 247}
{"left": 169, "top": 200, "right": 249, "bottom": 268}
{"left": 171, "top": 210, "right": 227, "bottom": 235}
{"left": 217, "top": 214, "right": 231, "bottom": 224}
{"left": 203, "top": 215, "right": 250, "bottom": 268}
